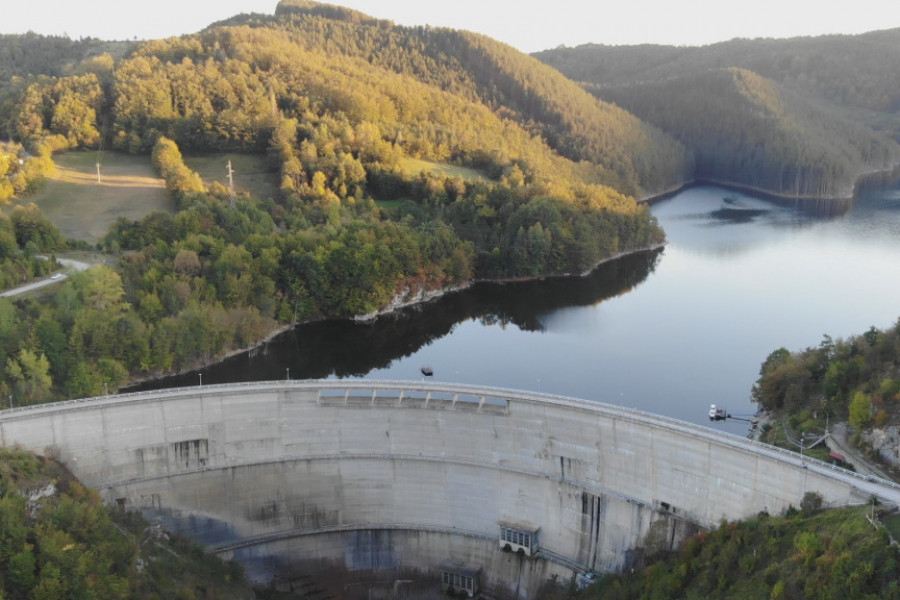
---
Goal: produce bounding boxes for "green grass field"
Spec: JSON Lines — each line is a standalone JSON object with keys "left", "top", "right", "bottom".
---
{"left": 27, "top": 153, "right": 471, "bottom": 244}
{"left": 25, "top": 152, "right": 280, "bottom": 245}
{"left": 25, "top": 151, "right": 172, "bottom": 244}
{"left": 184, "top": 153, "right": 280, "bottom": 202}
{"left": 399, "top": 158, "right": 492, "bottom": 182}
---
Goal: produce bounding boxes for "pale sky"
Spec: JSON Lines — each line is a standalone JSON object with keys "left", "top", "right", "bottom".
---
{"left": 2, "top": 1, "right": 898, "bottom": 51}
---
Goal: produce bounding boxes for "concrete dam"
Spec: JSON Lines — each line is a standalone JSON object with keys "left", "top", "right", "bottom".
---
{"left": 2, "top": 380, "right": 898, "bottom": 598}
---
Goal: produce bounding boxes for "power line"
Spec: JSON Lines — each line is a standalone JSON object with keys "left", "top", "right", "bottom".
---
{"left": 96, "top": 113, "right": 109, "bottom": 183}
{"left": 227, "top": 160, "right": 236, "bottom": 209}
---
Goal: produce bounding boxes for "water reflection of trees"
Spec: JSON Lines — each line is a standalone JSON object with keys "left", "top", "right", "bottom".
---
{"left": 133, "top": 249, "right": 661, "bottom": 388}
{"left": 471, "top": 250, "right": 661, "bottom": 332}
{"left": 790, "top": 197, "right": 853, "bottom": 218}
{"left": 855, "top": 165, "right": 900, "bottom": 196}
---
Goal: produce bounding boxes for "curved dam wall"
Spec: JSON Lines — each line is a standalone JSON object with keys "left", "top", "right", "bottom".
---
{"left": 0, "top": 381, "right": 893, "bottom": 598}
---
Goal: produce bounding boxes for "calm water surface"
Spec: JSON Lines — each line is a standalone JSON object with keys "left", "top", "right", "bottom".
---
{"left": 141, "top": 185, "right": 900, "bottom": 436}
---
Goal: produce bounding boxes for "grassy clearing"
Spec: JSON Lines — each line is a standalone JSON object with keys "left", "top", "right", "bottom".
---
{"left": 399, "top": 158, "right": 493, "bottom": 182}
{"left": 24, "top": 151, "right": 172, "bottom": 244}
{"left": 374, "top": 199, "right": 404, "bottom": 210}
{"left": 184, "top": 153, "right": 280, "bottom": 201}
{"left": 883, "top": 512, "right": 900, "bottom": 541}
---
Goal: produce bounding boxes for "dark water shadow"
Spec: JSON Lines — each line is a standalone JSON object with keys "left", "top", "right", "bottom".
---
{"left": 130, "top": 248, "right": 662, "bottom": 389}
{"left": 708, "top": 207, "right": 771, "bottom": 223}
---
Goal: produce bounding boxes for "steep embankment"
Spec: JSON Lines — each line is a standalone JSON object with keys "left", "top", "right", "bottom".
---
{"left": 0, "top": 447, "right": 252, "bottom": 599}
{"left": 553, "top": 504, "right": 900, "bottom": 600}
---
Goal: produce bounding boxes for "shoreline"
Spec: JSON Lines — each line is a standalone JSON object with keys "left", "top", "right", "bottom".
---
{"left": 126, "top": 243, "right": 666, "bottom": 388}
{"left": 640, "top": 161, "right": 900, "bottom": 206}
{"left": 354, "top": 241, "right": 668, "bottom": 322}
{"left": 640, "top": 179, "right": 853, "bottom": 207}
{"left": 125, "top": 321, "right": 297, "bottom": 387}
{"left": 123, "top": 163, "right": 900, "bottom": 388}
{"left": 638, "top": 180, "right": 696, "bottom": 205}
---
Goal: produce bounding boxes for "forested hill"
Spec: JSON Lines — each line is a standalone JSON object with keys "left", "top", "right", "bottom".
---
{"left": 0, "top": 2, "right": 676, "bottom": 400}
{"left": 535, "top": 31, "right": 900, "bottom": 199}
{"left": 597, "top": 68, "right": 892, "bottom": 198}
{"left": 0, "top": 33, "right": 130, "bottom": 82}
{"left": 534, "top": 30, "right": 900, "bottom": 115}
{"left": 210, "top": 0, "right": 694, "bottom": 197}
{"left": 0, "top": 0, "right": 693, "bottom": 199}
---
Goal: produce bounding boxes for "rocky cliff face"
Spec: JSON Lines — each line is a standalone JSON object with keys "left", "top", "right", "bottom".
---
{"left": 862, "top": 426, "right": 900, "bottom": 470}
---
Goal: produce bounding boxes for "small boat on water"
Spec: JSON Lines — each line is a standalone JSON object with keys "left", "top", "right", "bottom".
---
{"left": 709, "top": 404, "right": 727, "bottom": 421}
{"left": 421, "top": 366, "right": 434, "bottom": 376}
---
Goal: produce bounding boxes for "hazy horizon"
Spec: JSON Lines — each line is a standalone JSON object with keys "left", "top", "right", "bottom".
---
{"left": 2, "top": 1, "right": 898, "bottom": 53}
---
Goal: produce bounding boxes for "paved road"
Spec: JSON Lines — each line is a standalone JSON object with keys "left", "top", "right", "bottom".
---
{"left": 0, "top": 274, "right": 67, "bottom": 297}
{"left": 0, "top": 257, "right": 91, "bottom": 298}
{"left": 826, "top": 422, "right": 894, "bottom": 480}
{"left": 56, "top": 257, "right": 92, "bottom": 272}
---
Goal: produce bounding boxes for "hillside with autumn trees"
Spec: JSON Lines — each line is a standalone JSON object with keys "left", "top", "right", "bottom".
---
{"left": 545, "top": 502, "right": 900, "bottom": 600}
{"left": 751, "top": 319, "right": 900, "bottom": 478}
{"left": 536, "top": 30, "right": 900, "bottom": 198}
{"left": 0, "top": 447, "right": 252, "bottom": 599}
{"left": 0, "top": 1, "right": 677, "bottom": 402}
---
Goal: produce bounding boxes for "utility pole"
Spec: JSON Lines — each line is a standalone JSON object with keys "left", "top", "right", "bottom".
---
{"left": 226, "top": 160, "right": 235, "bottom": 210}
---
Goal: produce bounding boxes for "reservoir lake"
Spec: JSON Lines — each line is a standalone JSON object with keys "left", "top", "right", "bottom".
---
{"left": 139, "top": 184, "right": 900, "bottom": 437}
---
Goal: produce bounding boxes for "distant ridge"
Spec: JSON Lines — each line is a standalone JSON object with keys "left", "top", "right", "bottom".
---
{"left": 535, "top": 30, "right": 900, "bottom": 199}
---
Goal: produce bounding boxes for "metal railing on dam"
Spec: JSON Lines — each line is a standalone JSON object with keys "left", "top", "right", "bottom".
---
{"left": 1, "top": 379, "right": 898, "bottom": 595}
